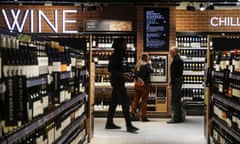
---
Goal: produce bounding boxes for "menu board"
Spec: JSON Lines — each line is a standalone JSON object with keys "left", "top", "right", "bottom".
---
{"left": 144, "top": 8, "right": 169, "bottom": 51}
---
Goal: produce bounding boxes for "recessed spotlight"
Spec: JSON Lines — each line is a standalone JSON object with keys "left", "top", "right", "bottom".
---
{"left": 186, "top": 2, "right": 196, "bottom": 11}
{"left": 199, "top": 3, "right": 205, "bottom": 11}
{"left": 206, "top": 3, "right": 214, "bottom": 10}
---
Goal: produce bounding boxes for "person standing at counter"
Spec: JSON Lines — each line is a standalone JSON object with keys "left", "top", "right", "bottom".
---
{"left": 105, "top": 37, "right": 139, "bottom": 133}
{"left": 168, "top": 46, "right": 184, "bottom": 123}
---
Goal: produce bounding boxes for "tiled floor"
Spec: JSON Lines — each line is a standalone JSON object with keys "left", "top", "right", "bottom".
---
{"left": 89, "top": 116, "right": 207, "bottom": 144}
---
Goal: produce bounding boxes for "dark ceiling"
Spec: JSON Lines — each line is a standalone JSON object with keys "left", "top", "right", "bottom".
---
{"left": 0, "top": 0, "right": 239, "bottom": 3}
{"left": 0, "top": 0, "right": 239, "bottom": 6}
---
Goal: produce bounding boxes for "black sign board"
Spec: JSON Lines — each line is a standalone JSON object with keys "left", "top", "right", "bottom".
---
{"left": 144, "top": 8, "right": 169, "bottom": 51}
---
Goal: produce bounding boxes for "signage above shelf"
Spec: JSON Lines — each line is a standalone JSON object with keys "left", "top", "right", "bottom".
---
{"left": 84, "top": 20, "right": 132, "bottom": 32}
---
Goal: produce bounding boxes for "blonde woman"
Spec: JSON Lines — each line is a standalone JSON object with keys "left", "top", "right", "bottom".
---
{"left": 131, "top": 53, "right": 153, "bottom": 122}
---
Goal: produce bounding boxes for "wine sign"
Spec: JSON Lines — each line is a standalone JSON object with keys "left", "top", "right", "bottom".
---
{"left": 144, "top": 8, "right": 169, "bottom": 51}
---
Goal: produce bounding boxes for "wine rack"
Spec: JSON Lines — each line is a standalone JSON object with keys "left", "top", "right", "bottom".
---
{"left": 176, "top": 33, "right": 207, "bottom": 115}
{"left": 88, "top": 33, "right": 136, "bottom": 116}
{"left": 147, "top": 84, "right": 168, "bottom": 115}
{"left": 90, "top": 34, "right": 136, "bottom": 67}
{"left": 208, "top": 36, "right": 240, "bottom": 144}
{"left": 0, "top": 33, "right": 89, "bottom": 144}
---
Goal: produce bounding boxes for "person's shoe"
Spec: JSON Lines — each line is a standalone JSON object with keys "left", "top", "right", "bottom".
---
{"left": 167, "top": 119, "right": 181, "bottom": 124}
{"left": 142, "top": 117, "right": 150, "bottom": 122}
{"left": 131, "top": 125, "right": 139, "bottom": 131}
{"left": 127, "top": 126, "right": 139, "bottom": 133}
{"left": 105, "top": 123, "right": 121, "bottom": 129}
{"left": 130, "top": 113, "right": 140, "bottom": 121}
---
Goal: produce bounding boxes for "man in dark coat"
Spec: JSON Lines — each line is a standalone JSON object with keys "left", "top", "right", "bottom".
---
{"left": 168, "top": 47, "right": 184, "bottom": 123}
{"left": 105, "top": 37, "right": 139, "bottom": 133}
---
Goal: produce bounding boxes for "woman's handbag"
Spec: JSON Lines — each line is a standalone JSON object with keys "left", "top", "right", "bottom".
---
{"left": 134, "top": 80, "right": 144, "bottom": 87}
{"left": 134, "top": 78, "right": 144, "bottom": 90}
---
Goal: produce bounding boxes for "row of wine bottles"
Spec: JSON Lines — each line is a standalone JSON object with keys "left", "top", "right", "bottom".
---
{"left": 183, "top": 63, "right": 205, "bottom": 71}
{"left": 213, "top": 49, "right": 240, "bottom": 74}
{"left": 6, "top": 103, "right": 86, "bottom": 144}
{"left": 181, "top": 88, "right": 204, "bottom": 101}
{"left": 92, "top": 50, "right": 136, "bottom": 65}
{"left": 94, "top": 99, "right": 122, "bottom": 111}
{"left": 176, "top": 36, "right": 207, "bottom": 48}
{"left": 94, "top": 73, "right": 134, "bottom": 87}
{"left": 183, "top": 75, "right": 205, "bottom": 84}
{"left": 0, "top": 36, "right": 87, "bottom": 79}
{"left": 212, "top": 122, "right": 239, "bottom": 144}
{"left": 88, "top": 35, "right": 136, "bottom": 51}
{"left": 213, "top": 73, "right": 240, "bottom": 99}
{"left": 180, "top": 48, "right": 207, "bottom": 58}
{"left": 213, "top": 99, "right": 240, "bottom": 136}
{"left": 212, "top": 49, "right": 240, "bottom": 99}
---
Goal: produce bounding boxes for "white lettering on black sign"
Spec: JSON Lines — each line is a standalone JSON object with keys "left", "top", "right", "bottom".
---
{"left": 144, "top": 8, "right": 169, "bottom": 51}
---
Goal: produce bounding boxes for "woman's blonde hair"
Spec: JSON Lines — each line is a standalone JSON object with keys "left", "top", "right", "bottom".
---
{"left": 136, "top": 53, "right": 149, "bottom": 71}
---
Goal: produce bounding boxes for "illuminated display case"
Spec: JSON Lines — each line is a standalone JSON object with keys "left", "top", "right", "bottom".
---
{"left": 149, "top": 54, "right": 168, "bottom": 82}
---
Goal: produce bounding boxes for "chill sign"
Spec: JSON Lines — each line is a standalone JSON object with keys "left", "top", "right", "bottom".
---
{"left": 1, "top": 8, "right": 78, "bottom": 33}
{"left": 210, "top": 16, "right": 240, "bottom": 27}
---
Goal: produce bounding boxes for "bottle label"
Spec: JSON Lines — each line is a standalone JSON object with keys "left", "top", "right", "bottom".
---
{"left": 4, "top": 77, "right": 18, "bottom": 126}
{"left": 232, "top": 88, "right": 240, "bottom": 98}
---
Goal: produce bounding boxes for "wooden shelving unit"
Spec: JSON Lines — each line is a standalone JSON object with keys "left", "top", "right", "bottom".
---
{"left": 207, "top": 35, "right": 240, "bottom": 144}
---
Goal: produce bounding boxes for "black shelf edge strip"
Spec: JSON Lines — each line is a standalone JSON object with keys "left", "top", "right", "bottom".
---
{"left": 60, "top": 72, "right": 71, "bottom": 80}
{"left": 179, "top": 47, "right": 208, "bottom": 50}
{"left": 6, "top": 93, "right": 86, "bottom": 144}
{"left": 62, "top": 126, "right": 85, "bottom": 144}
{"left": 26, "top": 72, "right": 73, "bottom": 87}
{"left": 54, "top": 114, "right": 87, "bottom": 144}
{"left": 27, "top": 76, "right": 48, "bottom": 87}
{"left": 213, "top": 71, "right": 224, "bottom": 77}
{"left": 229, "top": 73, "right": 240, "bottom": 81}
{"left": 213, "top": 93, "right": 240, "bottom": 112}
{"left": 212, "top": 116, "right": 240, "bottom": 142}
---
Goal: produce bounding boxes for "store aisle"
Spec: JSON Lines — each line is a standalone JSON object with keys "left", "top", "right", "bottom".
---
{"left": 89, "top": 116, "right": 206, "bottom": 144}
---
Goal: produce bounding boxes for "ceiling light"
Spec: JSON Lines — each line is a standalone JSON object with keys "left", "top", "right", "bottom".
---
{"left": 44, "top": 1, "right": 52, "bottom": 6}
{"left": 88, "top": 5, "right": 96, "bottom": 11}
{"left": 206, "top": 3, "right": 214, "bottom": 10}
{"left": 187, "top": 2, "right": 196, "bottom": 11}
{"left": 199, "top": 3, "right": 205, "bottom": 11}
{"left": 87, "top": 3, "right": 97, "bottom": 11}
{"left": 100, "top": 3, "right": 104, "bottom": 11}
{"left": 80, "top": 3, "right": 85, "bottom": 11}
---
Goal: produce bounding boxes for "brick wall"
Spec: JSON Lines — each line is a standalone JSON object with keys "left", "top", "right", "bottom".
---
{"left": 176, "top": 9, "right": 240, "bottom": 32}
